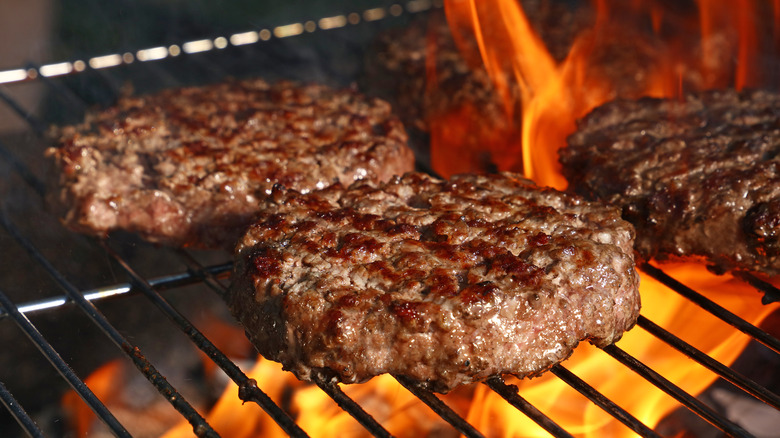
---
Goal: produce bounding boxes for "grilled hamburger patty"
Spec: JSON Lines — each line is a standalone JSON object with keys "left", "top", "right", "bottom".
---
{"left": 561, "top": 88, "right": 780, "bottom": 277}
{"left": 46, "top": 79, "right": 414, "bottom": 248}
{"left": 227, "top": 172, "right": 640, "bottom": 392}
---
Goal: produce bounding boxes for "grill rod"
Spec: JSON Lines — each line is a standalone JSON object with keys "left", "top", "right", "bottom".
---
{"left": 0, "top": 282, "right": 119, "bottom": 438}
{"left": 550, "top": 365, "right": 661, "bottom": 437}
{"left": 0, "top": 379, "right": 43, "bottom": 438}
{"left": 0, "top": 87, "right": 45, "bottom": 136}
{"left": 0, "top": 139, "right": 45, "bottom": 198}
{"left": 101, "top": 242, "right": 309, "bottom": 438}
{"left": 484, "top": 377, "right": 575, "bottom": 438}
{"left": 0, "top": 210, "right": 220, "bottom": 438}
{"left": 0, "top": 262, "right": 232, "bottom": 320}
{"left": 641, "top": 263, "right": 780, "bottom": 355}
{"left": 395, "top": 375, "right": 484, "bottom": 438}
{"left": 602, "top": 345, "right": 751, "bottom": 437}
{"left": 311, "top": 373, "right": 394, "bottom": 438}
{"left": 175, "top": 248, "right": 395, "bottom": 438}
{"left": 735, "top": 272, "right": 780, "bottom": 304}
{"left": 637, "top": 315, "right": 780, "bottom": 410}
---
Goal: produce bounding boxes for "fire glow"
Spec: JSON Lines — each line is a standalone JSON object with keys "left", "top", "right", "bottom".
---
{"left": 434, "top": 0, "right": 773, "bottom": 187}
{"left": 64, "top": 1, "right": 780, "bottom": 437}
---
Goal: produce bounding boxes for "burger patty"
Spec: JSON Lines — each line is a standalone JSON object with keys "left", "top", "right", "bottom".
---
{"left": 561, "top": 88, "right": 780, "bottom": 277}
{"left": 227, "top": 172, "right": 640, "bottom": 392}
{"left": 45, "top": 79, "right": 414, "bottom": 248}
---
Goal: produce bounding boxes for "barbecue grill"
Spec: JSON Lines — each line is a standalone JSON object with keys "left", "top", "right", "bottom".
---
{"left": 0, "top": 1, "right": 779, "bottom": 436}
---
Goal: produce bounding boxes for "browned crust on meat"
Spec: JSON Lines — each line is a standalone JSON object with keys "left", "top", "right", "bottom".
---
{"left": 561, "top": 88, "right": 780, "bottom": 277}
{"left": 227, "top": 172, "right": 640, "bottom": 392}
{"left": 45, "top": 79, "right": 414, "bottom": 248}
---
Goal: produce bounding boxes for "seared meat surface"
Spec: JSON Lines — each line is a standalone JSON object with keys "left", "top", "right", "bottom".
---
{"left": 46, "top": 79, "right": 414, "bottom": 248}
{"left": 227, "top": 172, "right": 640, "bottom": 392}
{"left": 561, "top": 88, "right": 780, "bottom": 277}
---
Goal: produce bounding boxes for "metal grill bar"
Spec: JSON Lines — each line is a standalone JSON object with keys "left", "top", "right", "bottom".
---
{"left": 26, "top": 62, "right": 89, "bottom": 114}
{"left": 174, "top": 249, "right": 232, "bottom": 299}
{"left": 0, "top": 262, "right": 231, "bottom": 320}
{"left": 0, "top": 211, "right": 219, "bottom": 438}
{"left": 100, "top": 242, "right": 309, "bottom": 437}
{"left": 0, "top": 380, "right": 43, "bottom": 438}
{"left": 641, "top": 263, "right": 780, "bottom": 354}
{"left": 602, "top": 344, "right": 751, "bottom": 437}
{"left": 394, "top": 375, "right": 484, "bottom": 438}
{"left": 550, "top": 365, "right": 661, "bottom": 438}
{"left": 0, "top": 284, "right": 129, "bottom": 437}
{"left": 173, "top": 247, "right": 394, "bottom": 437}
{"left": 0, "top": 1, "right": 441, "bottom": 87}
{"left": 735, "top": 272, "right": 780, "bottom": 304}
{"left": 483, "top": 377, "right": 574, "bottom": 438}
{"left": 637, "top": 315, "right": 780, "bottom": 410}
{"left": 311, "top": 373, "right": 394, "bottom": 438}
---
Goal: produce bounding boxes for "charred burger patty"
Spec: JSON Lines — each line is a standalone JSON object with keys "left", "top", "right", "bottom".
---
{"left": 227, "top": 172, "right": 640, "bottom": 392}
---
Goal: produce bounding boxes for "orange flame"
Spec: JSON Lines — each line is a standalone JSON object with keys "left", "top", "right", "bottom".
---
{"left": 440, "top": 0, "right": 689, "bottom": 189}
{"left": 61, "top": 359, "right": 186, "bottom": 437}
{"left": 697, "top": 0, "right": 762, "bottom": 90}
{"left": 161, "top": 359, "right": 475, "bottom": 437}
{"left": 61, "top": 360, "right": 124, "bottom": 437}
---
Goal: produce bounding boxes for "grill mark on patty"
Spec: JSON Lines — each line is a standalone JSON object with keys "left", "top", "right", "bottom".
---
{"left": 46, "top": 79, "right": 414, "bottom": 249}
{"left": 251, "top": 248, "right": 282, "bottom": 279}
{"left": 562, "top": 88, "right": 780, "bottom": 277}
{"left": 228, "top": 172, "right": 640, "bottom": 392}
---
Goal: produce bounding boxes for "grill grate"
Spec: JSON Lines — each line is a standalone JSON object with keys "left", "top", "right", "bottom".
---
{"left": 0, "top": 2, "right": 778, "bottom": 437}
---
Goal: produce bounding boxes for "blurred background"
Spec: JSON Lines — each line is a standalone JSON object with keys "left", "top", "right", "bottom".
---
{"left": 0, "top": 0, "right": 403, "bottom": 133}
